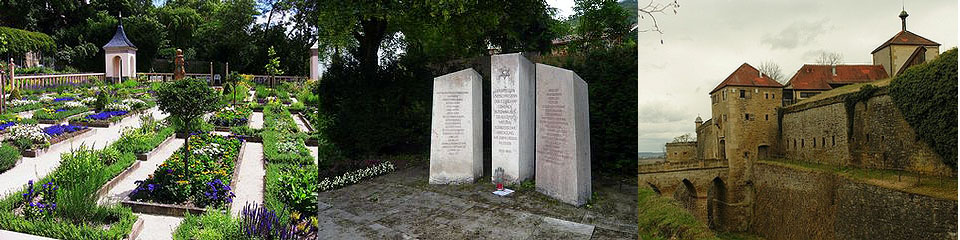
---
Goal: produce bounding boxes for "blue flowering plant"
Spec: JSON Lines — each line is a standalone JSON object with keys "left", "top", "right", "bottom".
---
{"left": 19, "top": 180, "right": 58, "bottom": 220}
{"left": 43, "top": 124, "right": 89, "bottom": 140}
{"left": 240, "top": 202, "right": 317, "bottom": 240}
{"left": 196, "top": 179, "right": 235, "bottom": 207}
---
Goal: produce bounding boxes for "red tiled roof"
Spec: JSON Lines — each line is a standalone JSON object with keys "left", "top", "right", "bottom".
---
{"left": 709, "top": 63, "right": 783, "bottom": 94}
{"left": 785, "top": 64, "right": 889, "bottom": 90}
{"left": 871, "top": 30, "right": 940, "bottom": 54}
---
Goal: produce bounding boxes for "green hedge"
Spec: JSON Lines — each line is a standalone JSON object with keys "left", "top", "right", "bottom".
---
{"left": 0, "top": 27, "right": 55, "bottom": 55}
{"left": 889, "top": 48, "right": 958, "bottom": 169}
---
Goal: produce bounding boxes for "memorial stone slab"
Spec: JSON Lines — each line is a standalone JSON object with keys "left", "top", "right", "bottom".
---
{"left": 429, "top": 68, "right": 484, "bottom": 184}
{"left": 490, "top": 53, "right": 536, "bottom": 184}
{"left": 534, "top": 63, "right": 591, "bottom": 206}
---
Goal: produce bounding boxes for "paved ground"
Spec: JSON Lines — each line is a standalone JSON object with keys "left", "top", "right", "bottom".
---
{"left": 291, "top": 113, "right": 311, "bottom": 132}
{"left": 317, "top": 165, "right": 638, "bottom": 240}
{"left": 135, "top": 214, "right": 184, "bottom": 240}
{"left": 250, "top": 112, "right": 264, "bottom": 129}
{"left": 0, "top": 230, "right": 57, "bottom": 240}
{"left": 230, "top": 142, "right": 265, "bottom": 216}
{"left": 0, "top": 107, "right": 162, "bottom": 199}
{"left": 97, "top": 138, "right": 185, "bottom": 205}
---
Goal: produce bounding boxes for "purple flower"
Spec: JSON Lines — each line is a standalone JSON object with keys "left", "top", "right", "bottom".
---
{"left": 85, "top": 111, "right": 128, "bottom": 120}
{"left": 53, "top": 97, "right": 74, "bottom": 102}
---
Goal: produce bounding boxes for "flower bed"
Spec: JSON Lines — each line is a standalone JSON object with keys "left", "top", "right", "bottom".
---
{"left": 70, "top": 110, "right": 132, "bottom": 127}
{"left": 209, "top": 106, "right": 252, "bottom": 130}
{"left": 5, "top": 124, "right": 92, "bottom": 157}
{"left": 318, "top": 161, "right": 395, "bottom": 192}
{"left": 7, "top": 99, "right": 42, "bottom": 113}
{"left": 44, "top": 124, "right": 90, "bottom": 143}
{"left": 33, "top": 105, "right": 89, "bottom": 123}
{"left": 127, "top": 133, "right": 242, "bottom": 209}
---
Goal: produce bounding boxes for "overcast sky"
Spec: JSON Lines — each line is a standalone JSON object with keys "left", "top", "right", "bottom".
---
{"left": 636, "top": 0, "right": 958, "bottom": 152}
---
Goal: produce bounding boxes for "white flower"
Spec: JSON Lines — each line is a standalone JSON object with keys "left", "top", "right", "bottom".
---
{"left": 81, "top": 97, "right": 96, "bottom": 104}
{"left": 277, "top": 140, "right": 301, "bottom": 154}
{"left": 121, "top": 99, "right": 146, "bottom": 109}
{"left": 7, "top": 124, "right": 47, "bottom": 143}
{"left": 105, "top": 103, "right": 131, "bottom": 111}
{"left": 63, "top": 101, "right": 85, "bottom": 109}
{"left": 192, "top": 143, "right": 224, "bottom": 157}
{"left": 319, "top": 161, "right": 395, "bottom": 192}
{"left": 8, "top": 99, "right": 38, "bottom": 107}
{"left": 39, "top": 96, "right": 54, "bottom": 103}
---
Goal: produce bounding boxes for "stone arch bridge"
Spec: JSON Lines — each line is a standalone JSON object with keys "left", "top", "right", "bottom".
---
{"left": 639, "top": 160, "right": 732, "bottom": 229}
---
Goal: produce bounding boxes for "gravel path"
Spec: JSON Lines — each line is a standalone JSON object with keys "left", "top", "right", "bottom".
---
{"left": 291, "top": 113, "right": 311, "bottom": 133}
{"left": 135, "top": 214, "right": 183, "bottom": 240}
{"left": 230, "top": 142, "right": 265, "bottom": 216}
{"left": 250, "top": 112, "right": 264, "bottom": 129}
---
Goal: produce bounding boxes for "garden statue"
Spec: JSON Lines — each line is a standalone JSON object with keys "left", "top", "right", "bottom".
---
{"left": 174, "top": 49, "right": 186, "bottom": 80}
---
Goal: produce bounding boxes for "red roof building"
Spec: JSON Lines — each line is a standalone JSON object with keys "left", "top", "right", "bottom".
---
{"left": 709, "top": 63, "right": 783, "bottom": 94}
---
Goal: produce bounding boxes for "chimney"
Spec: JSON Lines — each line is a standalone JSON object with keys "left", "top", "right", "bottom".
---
{"left": 831, "top": 64, "right": 837, "bottom": 76}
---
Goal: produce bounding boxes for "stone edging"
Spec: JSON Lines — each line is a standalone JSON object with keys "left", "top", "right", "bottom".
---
{"left": 136, "top": 135, "right": 175, "bottom": 161}
{"left": 123, "top": 212, "right": 146, "bottom": 240}
{"left": 122, "top": 140, "right": 246, "bottom": 217}
{"left": 94, "top": 160, "right": 142, "bottom": 202}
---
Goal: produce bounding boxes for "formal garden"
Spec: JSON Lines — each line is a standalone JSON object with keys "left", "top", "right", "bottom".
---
{"left": 0, "top": 70, "right": 320, "bottom": 239}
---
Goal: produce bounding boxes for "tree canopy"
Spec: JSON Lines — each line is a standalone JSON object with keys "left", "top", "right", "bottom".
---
{"left": 0, "top": 0, "right": 312, "bottom": 75}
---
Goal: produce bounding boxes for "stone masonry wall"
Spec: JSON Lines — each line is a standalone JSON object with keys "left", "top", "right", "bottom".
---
{"left": 665, "top": 142, "right": 697, "bottom": 162}
{"left": 751, "top": 162, "right": 958, "bottom": 240}
{"left": 781, "top": 89, "right": 951, "bottom": 176}
{"left": 781, "top": 101, "right": 850, "bottom": 165}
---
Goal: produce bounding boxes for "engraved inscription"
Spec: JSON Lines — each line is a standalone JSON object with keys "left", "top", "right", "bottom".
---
{"left": 538, "top": 88, "right": 569, "bottom": 165}
{"left": 438, "top": 91, "right": 468, "bottom": 154}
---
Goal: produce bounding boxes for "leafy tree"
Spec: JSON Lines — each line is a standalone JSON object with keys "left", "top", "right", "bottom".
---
{"left": 571, "top": 0, "right": 632, "bottom": 50}
{"left": 156, "top": 78, "right": 220, "bottom": 133}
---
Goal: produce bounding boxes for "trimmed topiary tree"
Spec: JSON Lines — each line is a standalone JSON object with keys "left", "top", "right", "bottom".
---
{"left": 889, "top": 48, "right": 958, "bottom": 170}
{"left": 156, "top": 78, "right": 220, "bottom": 133}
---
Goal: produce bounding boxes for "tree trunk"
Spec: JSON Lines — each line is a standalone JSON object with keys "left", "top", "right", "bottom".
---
{"left": 356, "top": 17, "right": 388, "bottom": 75}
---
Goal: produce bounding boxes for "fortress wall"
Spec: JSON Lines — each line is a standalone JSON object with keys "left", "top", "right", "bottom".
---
{"left": 665, "top": 142, "right": 697, "bottom": 162}
{"left": 781, "top": 101, "right": 850, "bottom": 164}
{"left": 751, "top": 162, "right": 957, "bottom": 240}
{"left": 781, "top": 90, "right": 951, "bottom": 176}
{"left": 751, "top": 163, "right": 838, "bottom": 240}
{"left": 850, "top": 94, "right": 951, "bottom": 175}
{"left": 696, "top": 121, "right": 720, "bottom": 160}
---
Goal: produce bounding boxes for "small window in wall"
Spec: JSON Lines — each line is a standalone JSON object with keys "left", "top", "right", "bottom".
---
{"left": 723, "top": 114, "right": 727, "bottom": 121}
{"left": 866, "top": 134, "right": 870, "bottom": 142}
{"left": 765, "top": 114, "right": 769, "bottom": 121}
{"left": 765, "top": 93, "right": 769, "bottom": 99}
{"left": 772, "top": 93, "right": 776, "bottom": 99}
{"left": 802, "top": 139, "right": 805, "bottom": 148}
{"left": 822, "top": 137, "right": 825, "bottom": 147}
{"left": 832, "top": 136, "right": 836, "bottom": 146}
{"left": 793, "top": 139, "right": 797, "bottom": 149}
{"left": 723, "top": 92, "right": 726, "bottom": 100}
{"left": 745, "top": 113, "right": 750, "bottom": 120}
{"left": 740, "top": 90, "right": 746, "bottom": 98}
{"left": 813, "top": 138, "right": 816, "bottom": 147}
